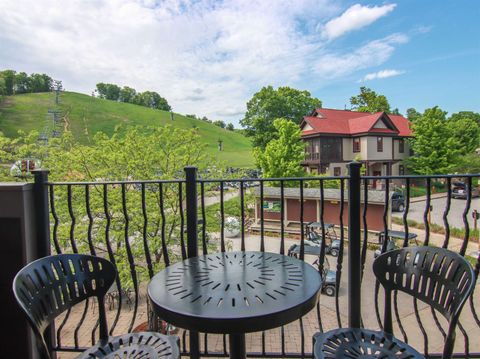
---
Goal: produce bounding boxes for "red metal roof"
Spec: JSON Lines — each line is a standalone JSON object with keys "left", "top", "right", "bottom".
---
{"left": 302, "top": 108, "right": 412, "bottom": 137}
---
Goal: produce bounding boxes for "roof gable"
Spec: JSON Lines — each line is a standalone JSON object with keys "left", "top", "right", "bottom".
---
{"left": 302, "top": 108, "right": 411, "bottom": 137}
{"left": 372, "top": 119, "right": 388, "bottom": 129}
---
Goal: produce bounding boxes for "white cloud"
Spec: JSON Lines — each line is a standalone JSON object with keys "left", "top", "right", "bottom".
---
{"left": 314, "top": 34, "right": 408, "bottom": 78}
{"left": 0, "top": 0, "right": 408, "bottom": 125}
{"left": 361, "top": 69, "right": 405, "bottom": 81}
{"left": 322, "top": 3, "right": 397, "bottom": 40}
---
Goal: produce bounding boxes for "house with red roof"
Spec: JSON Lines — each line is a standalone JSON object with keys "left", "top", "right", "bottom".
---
{"left": 301, "top": 108, "right": 412, "bottom": 181}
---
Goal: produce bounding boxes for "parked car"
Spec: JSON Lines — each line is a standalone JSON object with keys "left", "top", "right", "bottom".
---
{"left": 451, "top": 182, "right": 480, "bottom": 199}
{"left": 391, "top": 192, "right": 405, "bottom": 212}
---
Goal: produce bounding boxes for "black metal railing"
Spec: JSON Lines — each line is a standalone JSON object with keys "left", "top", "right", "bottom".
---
{"left": 31, "top": 164, "right": 480, "bottom": 358}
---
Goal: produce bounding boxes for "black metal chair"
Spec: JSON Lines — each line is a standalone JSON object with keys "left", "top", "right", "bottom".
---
{"left": 313, "top": 246, "right": 475, "bottom": 359}
{"left": 13, "top": 253, "right": 180, "bottom": 359}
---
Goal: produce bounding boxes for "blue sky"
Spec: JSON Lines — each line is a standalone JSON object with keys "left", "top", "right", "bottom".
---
{"left": 319, "top": 0, "right": 480, "bottom": 115}
{"left": 0, "top": 0, "right": 478, "bottom": 125}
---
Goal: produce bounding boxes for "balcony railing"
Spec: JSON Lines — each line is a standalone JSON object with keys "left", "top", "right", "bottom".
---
{"left": 29, "top": 166, "right": 480, "bottom": 358}
{"left": 303, "top": 152, "right": 320, "bottom": 161}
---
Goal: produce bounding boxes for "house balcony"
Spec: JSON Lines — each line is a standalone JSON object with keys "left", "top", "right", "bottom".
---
{"left": 2, "top": 168, "right": 480, "bottom": 358}
{"left": 302, "top": 152, "right": 320, "bottom": 165}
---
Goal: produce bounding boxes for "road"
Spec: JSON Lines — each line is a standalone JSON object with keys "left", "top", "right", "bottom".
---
{"left": 393, "top": 195, "right": 480, "bottom": 229}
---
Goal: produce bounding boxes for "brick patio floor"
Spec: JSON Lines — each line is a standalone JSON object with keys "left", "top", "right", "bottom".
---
{"left": 56, "top": 233, "right": 479, "bottom": 358}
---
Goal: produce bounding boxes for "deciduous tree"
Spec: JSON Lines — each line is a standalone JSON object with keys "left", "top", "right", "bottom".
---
{"left": 95, "top": 83, "right": 121, "bottom": 100}
{"left": 0, "top": 70, "right": 16, "bottom": 95}
{"left": 119, "top": 86, "right": 137, "bottom": 103}
{"left": 0, "top": 126, "right": 217, "bottom": 288}
{"left": 447, "top": 116, "right": 480, "bottom": 155}
{"left": 406, "top": 108, "right": 421, "bottom": 122}
{"left": 241, "top": 86, "right": 322, "bottom": 149}
{"left": 350, "top": 86, "right": 391, "bottom": 113}
{"left": 213, "top": 120, "right": 226, "bottom": 128}
{"left": 406, "top": 107, "right": 461, "bottom": 174}
{"left": 14, "top": 72, "right": 30, "bottom": 94}
{"left": 254, "top": 118, "right": 306, "bottom": 182}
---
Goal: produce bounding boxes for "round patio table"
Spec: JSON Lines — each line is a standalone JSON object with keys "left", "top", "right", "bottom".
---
{"left": 148, "top": 251, "right": 322, "bottom": 359}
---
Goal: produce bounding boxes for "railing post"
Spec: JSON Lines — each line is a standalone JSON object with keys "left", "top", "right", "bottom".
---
{"left": 32, "top": 170, "right": 51, "bottom": 259}
{"left": 347, "top": 161, "right": 362, "bottom": 328}
{"left": 32, "top": 169, "right": 56, "bottom": 359}
{"left": 184, "top": 166, "right": 199, "bottom": 359}
{"left": 185, "top": 166, "right": 198, "bottom": 259}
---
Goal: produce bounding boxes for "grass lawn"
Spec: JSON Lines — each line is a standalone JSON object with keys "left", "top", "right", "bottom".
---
{"left": 0, "top": 92, "right": 254, "bottom": 168}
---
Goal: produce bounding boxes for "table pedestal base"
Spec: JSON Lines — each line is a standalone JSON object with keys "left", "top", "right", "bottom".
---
{"left": 229, "top": 333, "right": 246, "bottom": 359}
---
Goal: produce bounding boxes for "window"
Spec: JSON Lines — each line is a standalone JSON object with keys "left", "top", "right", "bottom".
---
{"left": 399, "top": 165, "right": 405, "bottom": 175}
{"left": 377, "top": 137, "right": 383, "bottom": 152}
{"left": 399, "top": 139, "right": 404, "bottom": 153}
{"left": 353, "top": 138, "right": 360, "bottom": 152}
{"left": 333, "top": 167, "right": 341, "bottom": 176}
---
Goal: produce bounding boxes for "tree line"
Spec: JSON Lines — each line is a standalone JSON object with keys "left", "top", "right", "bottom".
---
{"left": 0, "top": 69, "right": 54, "bottom": 98}
{"left": 95, "top": 83, "right": 171, "bottom": 111}
{"left": 185, "top": 114, "right": 235, "bottom": 131}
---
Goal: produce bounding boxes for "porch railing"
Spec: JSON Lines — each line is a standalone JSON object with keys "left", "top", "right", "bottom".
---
{"left": 31, "top": 164, "right": 480, "bottom": 358}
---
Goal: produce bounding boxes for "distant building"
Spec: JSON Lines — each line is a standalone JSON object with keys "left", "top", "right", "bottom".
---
{"left": 252, "top": 187, "right": 392, "bottom": 233}
{"left": 300, "top": 108, "right": 412, "bottom": 181}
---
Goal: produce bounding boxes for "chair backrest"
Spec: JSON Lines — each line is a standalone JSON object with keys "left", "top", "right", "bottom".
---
{"left": 373, "top": 246, "right": 475, "bottom": 358}
{"left": 13, "top": 254, "right": 117, "bottom": 359}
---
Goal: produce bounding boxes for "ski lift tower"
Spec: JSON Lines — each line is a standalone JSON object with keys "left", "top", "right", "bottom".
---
{"left": 53, "top": 80, "right": 63, "bottom": 105}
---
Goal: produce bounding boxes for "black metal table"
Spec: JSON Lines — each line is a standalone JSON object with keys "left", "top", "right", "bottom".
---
{"left": 148, "top": 251, "right": 322, "bottom": 359}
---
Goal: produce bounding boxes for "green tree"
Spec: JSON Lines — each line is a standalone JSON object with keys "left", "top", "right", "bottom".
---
{"left": 29, "top": 73, "right": 53, "bottom": 92}
{"left": 452, "top": 153, "right": 480, "bottom": 174}
{"left": 0, "top": 76, "right": 6, "bottom": 101}
{"left": 0, "top": 126, "right": 219, "bottom": 288}
{"left": 213, "top": 120, "right": 226, "bottom": 128}
{"left": 226, "top": 123, "right": 234, "bottom": 131}
{"left": 254, "top": 118, "right": 306, "bottom": 182}
{"left": 135, "top": 91, "right": 171, "bottom": 111}
{"left": 15, "top": 72, "right": 30, "bottom": 93}
{"left": 119, "top": 86, "right": 137, "bottom": 103}
{"left": 96, "top": 83, "right": 121, "bottom": 100}
{"left": 241, "top": 86, "right": 322, "bottom": 149}
{"left": 406, "top": 108, "right": 421, "bottom": 122}
{"left": 447, "top": 116, "right": 480, "bottom": 155}
{"left": 350, "top": 86, "right": 391, "bottom": 113}
{"left": 449, "top": 111, "right": 480, "bottom": 126}
{"left": 406, "top": 107, "right": 461, "bottom": 174}
{"left": 0, "top": 70, "right": 16, "bottom": 95}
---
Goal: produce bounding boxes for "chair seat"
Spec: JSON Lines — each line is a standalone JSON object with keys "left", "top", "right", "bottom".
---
{"left": 79, "top": 332, "right": 179, "bottom": 359}
{"left": 313, "top": 328, "right": 424, "bottom": 359}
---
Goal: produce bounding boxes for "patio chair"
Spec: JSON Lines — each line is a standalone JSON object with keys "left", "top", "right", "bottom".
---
{"left": 13, "top": 253, "right": 179, "bottom": 359}
{"left": 313, "top": 246, "right": 475, "bottom": 359}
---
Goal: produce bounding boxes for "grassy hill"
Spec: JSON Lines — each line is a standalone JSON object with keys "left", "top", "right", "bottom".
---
{"left": 0, "top": 92, "right": 254, "bottom": 167}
